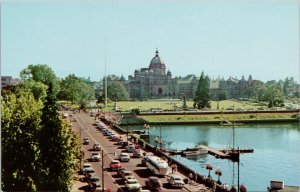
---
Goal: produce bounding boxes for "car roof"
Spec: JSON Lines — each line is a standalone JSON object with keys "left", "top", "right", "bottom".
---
{"left": 120, "top": 153, "right": 129, "bottom": 155}
{"left": 123, "top": 170, "right": 132, "bottom": 174}
{"left": 171, "top": 175, "right": 182, "bottom": 179}
{"left": 111, "top": 160, "right": 120, "bottom": 163}
{"left": 127, "top": 178, "right": 138, "bottom": 182}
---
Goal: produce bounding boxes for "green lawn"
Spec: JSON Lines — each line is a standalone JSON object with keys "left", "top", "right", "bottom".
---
{"left": 104, "top": 99, "right": 268, "bottom": 112}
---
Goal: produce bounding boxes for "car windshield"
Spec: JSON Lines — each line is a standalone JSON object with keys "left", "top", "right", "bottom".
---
{"left": 112, "top": 162, "right": 119, "bottom": 164}
{"left": 92, "top": 153, "right": 99, "bottom": 155}
{"left": 174, "top": 178, "right": 181, "bottom": 180}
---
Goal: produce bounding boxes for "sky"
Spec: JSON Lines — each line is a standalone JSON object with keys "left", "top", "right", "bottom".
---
{"left": 1, "top": 0, "right": 299, "bottom": 82}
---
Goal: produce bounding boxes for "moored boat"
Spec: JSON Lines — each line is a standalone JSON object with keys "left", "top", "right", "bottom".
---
{"left": 182, "top": 145, "right": 208, "bottom": 156}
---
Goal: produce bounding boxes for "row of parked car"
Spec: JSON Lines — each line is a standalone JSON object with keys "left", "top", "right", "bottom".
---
{"left": 94, "top": 121, "right": 185, "bottom": 191}
{"left": 81, "top": 163, "right": 104, "bottom": 191}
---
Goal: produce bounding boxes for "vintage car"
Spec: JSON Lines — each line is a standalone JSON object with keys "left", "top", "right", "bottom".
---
{"left": 145, "top": 176, "right": 162, "bottom": 191}
{"left": 119, "top": 153, "right": 131, "bottom": 162}
{"left": 167, "top": 174, "right": 185, "bottom": 188}
{"left": 125, "top": 178, "right": 142, "bottom": 191}
{"left": 109, "top": 160, "right": 122, "bottom": 171}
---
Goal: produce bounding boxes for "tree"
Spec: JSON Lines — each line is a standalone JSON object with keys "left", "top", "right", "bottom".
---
{"left": 107, "top": 81, "right": 129, "bottom": 101}
{"left": 246, "top": 80, "right": 266, "bottom": 101}
{"left": 59, "top": 74, "right": 95, "bottom": 107}
{"left": 20, "top": 64, "right": 60, "bottom": 95}
{"left": 217, "top": 91, "right": 227, "bottom": 101}
{"left": 37, "top": 84, "right": 80, "bottom": 191}
{"left": 1, "top": 88, "right": 43, "bottom": 191}
{"left": 22, "top": 80, "right": 48, "bottom": 102}
{"left": 193, "top": 71, "right": 211, "bottom": 109}
{"left": 262, "top": 83, "right": 284, "bottom": 108}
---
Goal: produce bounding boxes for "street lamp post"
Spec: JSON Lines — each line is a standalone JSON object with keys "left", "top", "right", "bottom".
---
{"left": 206, "top": 164, "right": 213, "bottom": 178}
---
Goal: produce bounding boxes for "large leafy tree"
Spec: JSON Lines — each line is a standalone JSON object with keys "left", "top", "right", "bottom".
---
{"left": 262, "top": 83, "right": 284, "bottom": 108}
{"left": 107, "top": 81, "right": 129, "bottom": 101}
{"left": 59, "top": 74, "right": 95, "bottom": 107}
{"left": 193, "top": 71, "right": 211, "bottom": 109}
{"left": 20, "top": 64, "right": 60, "bottom": 95}
{"left": 37, "top": 84, "right": 80, "bottom": 191}
{"left": 1, "top": 87, "right": 43, "bottom": 191}
{"left": 246, "top": 80, "right": 266, "bottom": 101}
{"left": 22, "top": 80, "right": 48, "bottom": 102}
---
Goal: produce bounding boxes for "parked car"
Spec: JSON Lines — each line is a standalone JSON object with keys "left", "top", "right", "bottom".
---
{"left": 87, "top": 175, "right": 102, "bottom": 190}
{"left": 83, "top": 137, "right": 90, "bottom": 145}
{"left": 126, "top": 144, "right": 135, "bottom": 152}
{"left": 145, "top": 176, "right": 162, "bottom": 191}
{"left": 119, "top": 153, "right": 131, "bottom": 162}
{"left": 93, "top": 143, "right": 101, "bottom": 151}
{"left": 81, "top": 163, "right": 95, "bottom": 175}
{"left": 110, "top": 160, "right": 122, "bottom": 171}
{"left": 109, "top": 132, "right": 116, "bottom": 139}
{"left": 90, "top": 152, "right": 101, "bottom": 162}
{"left": 120, "top": 140, "right": 128, "bottom": 147}
{"left": 125, "top": 178, "right": 142, "bottom": 191}
{"left": 121, "top": 170, "right": 134, "bottom": 180}
{"left": 167, "top": 174, "right": 185, "bottom": 188}
{"left": 133, "top": 149, "right": 142, "bottom": 158}
{"left": 117, "top": 167, "right": 126, "bottom": 176}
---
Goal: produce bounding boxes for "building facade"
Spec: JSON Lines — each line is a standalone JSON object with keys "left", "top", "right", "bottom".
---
{"left": 122, "top": 50, "right": 254, "bottom": 100}
{"left": 124, "top": 50, "right": 199, "bottom": 99}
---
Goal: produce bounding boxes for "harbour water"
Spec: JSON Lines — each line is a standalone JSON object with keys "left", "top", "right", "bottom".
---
{"left": 133, "top": 123, "right": 300, "bottom": 191}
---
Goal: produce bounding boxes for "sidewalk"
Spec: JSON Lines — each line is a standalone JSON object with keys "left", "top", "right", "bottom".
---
{"left": 184, "top": 181, "right": 210, "bottom": 192}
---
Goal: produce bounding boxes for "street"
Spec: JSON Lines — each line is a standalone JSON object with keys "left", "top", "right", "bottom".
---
{"left": 69, "top": 111, "right": 191, "bottom": 192}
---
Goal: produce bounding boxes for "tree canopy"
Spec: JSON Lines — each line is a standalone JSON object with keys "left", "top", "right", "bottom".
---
{"left": 59, "top": 74, "right": 95, "bottom": 107}
{"left": 107, "top": 81, "right": 129, "bottom": 101}
{"left": 193, "top": 71, "right": 211, "bottom": 109}
{"left": 1, "top": 84, "right": 80, "bottom": 191}
{"left": 20, "top": 64, "right": 60, "bottom": 95}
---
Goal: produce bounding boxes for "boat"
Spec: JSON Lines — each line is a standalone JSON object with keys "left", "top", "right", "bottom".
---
{"left": 182, "top": 145, "right": 208, "bottom": 156}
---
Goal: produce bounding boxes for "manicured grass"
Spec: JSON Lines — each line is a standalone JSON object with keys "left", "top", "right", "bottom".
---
{"left": 104, "top": 99, "right": 268, "bottom": 112}
{"left": 138, "top": 112, "right": 299, "bottom": 123}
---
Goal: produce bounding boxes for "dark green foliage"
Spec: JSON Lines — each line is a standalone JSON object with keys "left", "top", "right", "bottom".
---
{"left": 193, "top": 71, "right": 211, "bottom": 109}
{"left": 1, "top": 84, "right": 80, "bottom": 191}
{"left": 20, "top": 64, "right": 60, "bottom": 95}
{"left": 107, "top": 81, "right": 129, "bottom": 101}
{"left": 59, "top": 74, "right": 95, "bottom": 107}
{"left": 38, "top": 84, "right": 80, "bottom": 191}
{"left": 217, "top": 91, "right": 227, "bottom": 101}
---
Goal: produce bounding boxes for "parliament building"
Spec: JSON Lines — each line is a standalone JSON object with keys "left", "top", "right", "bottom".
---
{"left": 121, "top": 50, "right": 254, "bottom": 100}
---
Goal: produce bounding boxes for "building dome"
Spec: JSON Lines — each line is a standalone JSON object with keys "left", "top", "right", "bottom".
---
{"left": 149, "top": 50, "right": 166, "bottom": 69}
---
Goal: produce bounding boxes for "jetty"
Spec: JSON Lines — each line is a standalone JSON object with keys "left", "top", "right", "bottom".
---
{"left": 168, "top": 145, "right": 254, "bottom": 161}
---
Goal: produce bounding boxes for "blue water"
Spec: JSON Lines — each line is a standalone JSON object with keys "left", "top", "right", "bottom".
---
{"left": 131, "top": 123, "right": 300, "bottom": 191}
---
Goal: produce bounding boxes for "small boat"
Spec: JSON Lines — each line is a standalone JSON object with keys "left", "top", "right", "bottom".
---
{"left": 182, "top": 145, "right": 208, "bottom": 156}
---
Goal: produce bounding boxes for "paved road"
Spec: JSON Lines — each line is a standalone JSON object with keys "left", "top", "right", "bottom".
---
{"left": 69, "top": 111, "right": 192, "bottom": 192}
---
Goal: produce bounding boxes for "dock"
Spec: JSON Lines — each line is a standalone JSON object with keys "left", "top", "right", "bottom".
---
{"left": 167, "top": 145, "right": 254, "bottom": 161}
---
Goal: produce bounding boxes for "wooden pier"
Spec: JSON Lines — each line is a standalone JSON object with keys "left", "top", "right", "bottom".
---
{"left": 168, "top": 145, "right": 254, "bottom": 161}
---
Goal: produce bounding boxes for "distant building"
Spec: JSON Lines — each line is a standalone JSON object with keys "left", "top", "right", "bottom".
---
{"left": 1, "top": 76, "right": 22, "bottom": 87}
{"left": 124, "top": 50, "right": 198, "bottom": 99}
{"left": 109, "top": 50, "right": 256, "bottom": 100}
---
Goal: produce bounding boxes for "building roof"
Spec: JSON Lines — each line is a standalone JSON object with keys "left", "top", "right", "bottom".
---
{"left": 149, "top": 50, "right": 166, "bottom": 69}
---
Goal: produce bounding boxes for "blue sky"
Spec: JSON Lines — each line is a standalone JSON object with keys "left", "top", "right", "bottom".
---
{"left": 1, "top": 0, "right": 299, "bottom": 82}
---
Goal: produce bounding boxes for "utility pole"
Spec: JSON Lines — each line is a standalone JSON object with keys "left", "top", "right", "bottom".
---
{"left": 101, "top": 149, "right": 104, "bottom": 192}
{"left": 104, "top": 37, "right": 108, "bottom": 107}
